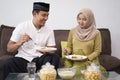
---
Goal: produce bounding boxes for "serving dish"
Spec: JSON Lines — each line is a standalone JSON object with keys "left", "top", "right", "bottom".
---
{"left": 57, "top": 67, "right": 76, "bottom": 79}
{"left": 65, "top": 54, "right": 87, "bottom": 61}
{"left": 36, "top": 47, "right": 57, "bottom": 52}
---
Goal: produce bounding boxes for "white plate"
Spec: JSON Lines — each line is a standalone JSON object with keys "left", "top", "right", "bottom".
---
{"left": 36, "top": 47, "right": 57, "bottom": 52}
{"left": 65, "top": 55, "right": 87, "bottom": 61}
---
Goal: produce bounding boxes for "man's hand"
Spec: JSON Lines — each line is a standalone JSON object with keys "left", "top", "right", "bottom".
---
{"left": 19, "top": 34, "right": 31, "bottom": 44}
{"left": 7, "top": 34, "right": 31, "bottom": 52}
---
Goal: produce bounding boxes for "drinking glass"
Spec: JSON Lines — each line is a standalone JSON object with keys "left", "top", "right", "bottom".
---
{"left": 27, "top": 62, "right": 36, "bottom": 78}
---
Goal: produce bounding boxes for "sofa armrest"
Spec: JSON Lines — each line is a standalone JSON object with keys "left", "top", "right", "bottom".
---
{"left": 99, "top": 54, "right": 120, "bottom": 71}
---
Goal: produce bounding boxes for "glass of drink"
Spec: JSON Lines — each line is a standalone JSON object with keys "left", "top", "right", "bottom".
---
{"left": 27, "top": 62, "right": 36, "bottom": 78}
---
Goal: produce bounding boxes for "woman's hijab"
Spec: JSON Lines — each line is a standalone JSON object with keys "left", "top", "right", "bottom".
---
{"left": 75, "top": 8, "right": 99, "bottom": 41}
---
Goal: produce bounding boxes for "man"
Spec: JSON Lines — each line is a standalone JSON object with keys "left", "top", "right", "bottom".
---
{"left": 3, "top": 2, "right": 60, "bottom": 80}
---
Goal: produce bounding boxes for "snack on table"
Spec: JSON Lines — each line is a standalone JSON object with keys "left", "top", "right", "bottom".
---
{"left": 58, "top": 70, "right": 74, "bottom": 79}
{"left": 57, "top": 67, "right": 76, "bottom": 79}
{"left": 40, "top": 71, "right": 56, "bottom": 80}
{"left": 39, "top": 62, "right": 57, "bottom": 80}
{"left": 84, "top": 71, "right": 101, "bottom": 80}
{"left": 83, "top": 63, "right": 101, "bottom": 80}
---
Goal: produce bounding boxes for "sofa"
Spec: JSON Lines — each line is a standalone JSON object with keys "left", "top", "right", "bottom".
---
{"left": 0, "top": 24, "right": 120, "bottom": 79}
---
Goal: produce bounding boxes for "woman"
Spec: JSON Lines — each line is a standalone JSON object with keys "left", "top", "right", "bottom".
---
{"left": 63, "top": 8, "right": 105, "bottom": 74}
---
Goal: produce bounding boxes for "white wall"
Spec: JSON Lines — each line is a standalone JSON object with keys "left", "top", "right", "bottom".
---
{"left": 0, "top": 0, "right": 120, "bottom": 59}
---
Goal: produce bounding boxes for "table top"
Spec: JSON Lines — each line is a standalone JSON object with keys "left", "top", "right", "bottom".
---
{"left": 5, "top": 71, "right": 120, "bottom": 80}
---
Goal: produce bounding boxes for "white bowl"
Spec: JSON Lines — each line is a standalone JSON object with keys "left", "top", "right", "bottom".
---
{"left": 57, "top": 67, "right": 76, "bottom": 79}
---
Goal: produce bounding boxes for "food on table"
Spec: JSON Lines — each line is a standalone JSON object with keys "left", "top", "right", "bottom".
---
{"left": 57, "top": 67, "right": 76, "bottom": 79}
{"left": 40, "top": 71, "right": 56, "bottom": 80}
{"left": 58, "top": 70, "right": 74, "bottom": 79}
{"left": 39, "top": 62, "right": 57, "bottom": 80}
{"left": 84, "top": 71, "right": 101, "bottom": 80}
{"left": 83, "top": 63, "right": 101, "bottom": 80}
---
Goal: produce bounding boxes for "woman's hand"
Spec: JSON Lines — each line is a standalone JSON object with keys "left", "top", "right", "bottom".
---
{"left": 63, "top": 48, "right": 71, "bottom": 55}
{"left": 83, "top": 56, "right": 89, "bottom": 61}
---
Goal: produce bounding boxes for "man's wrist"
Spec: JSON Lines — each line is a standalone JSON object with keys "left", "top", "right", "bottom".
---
{"left": 16, "top": 42, "right": 23, "bottom": 47}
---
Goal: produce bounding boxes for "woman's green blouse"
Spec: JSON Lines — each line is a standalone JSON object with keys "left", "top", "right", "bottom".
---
{"left": 64, "top": 29, "right": 106, "bottom": 73}
{"left": 67, "top": 28, "right": 101, "bottom": 61}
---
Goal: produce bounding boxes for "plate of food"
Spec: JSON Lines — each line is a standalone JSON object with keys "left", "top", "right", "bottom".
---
{"left": 65, "top": 54, "right": 87, "bottom": 61}
{"left": 36, "top": 47, "right": 57, "bottom": 52}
